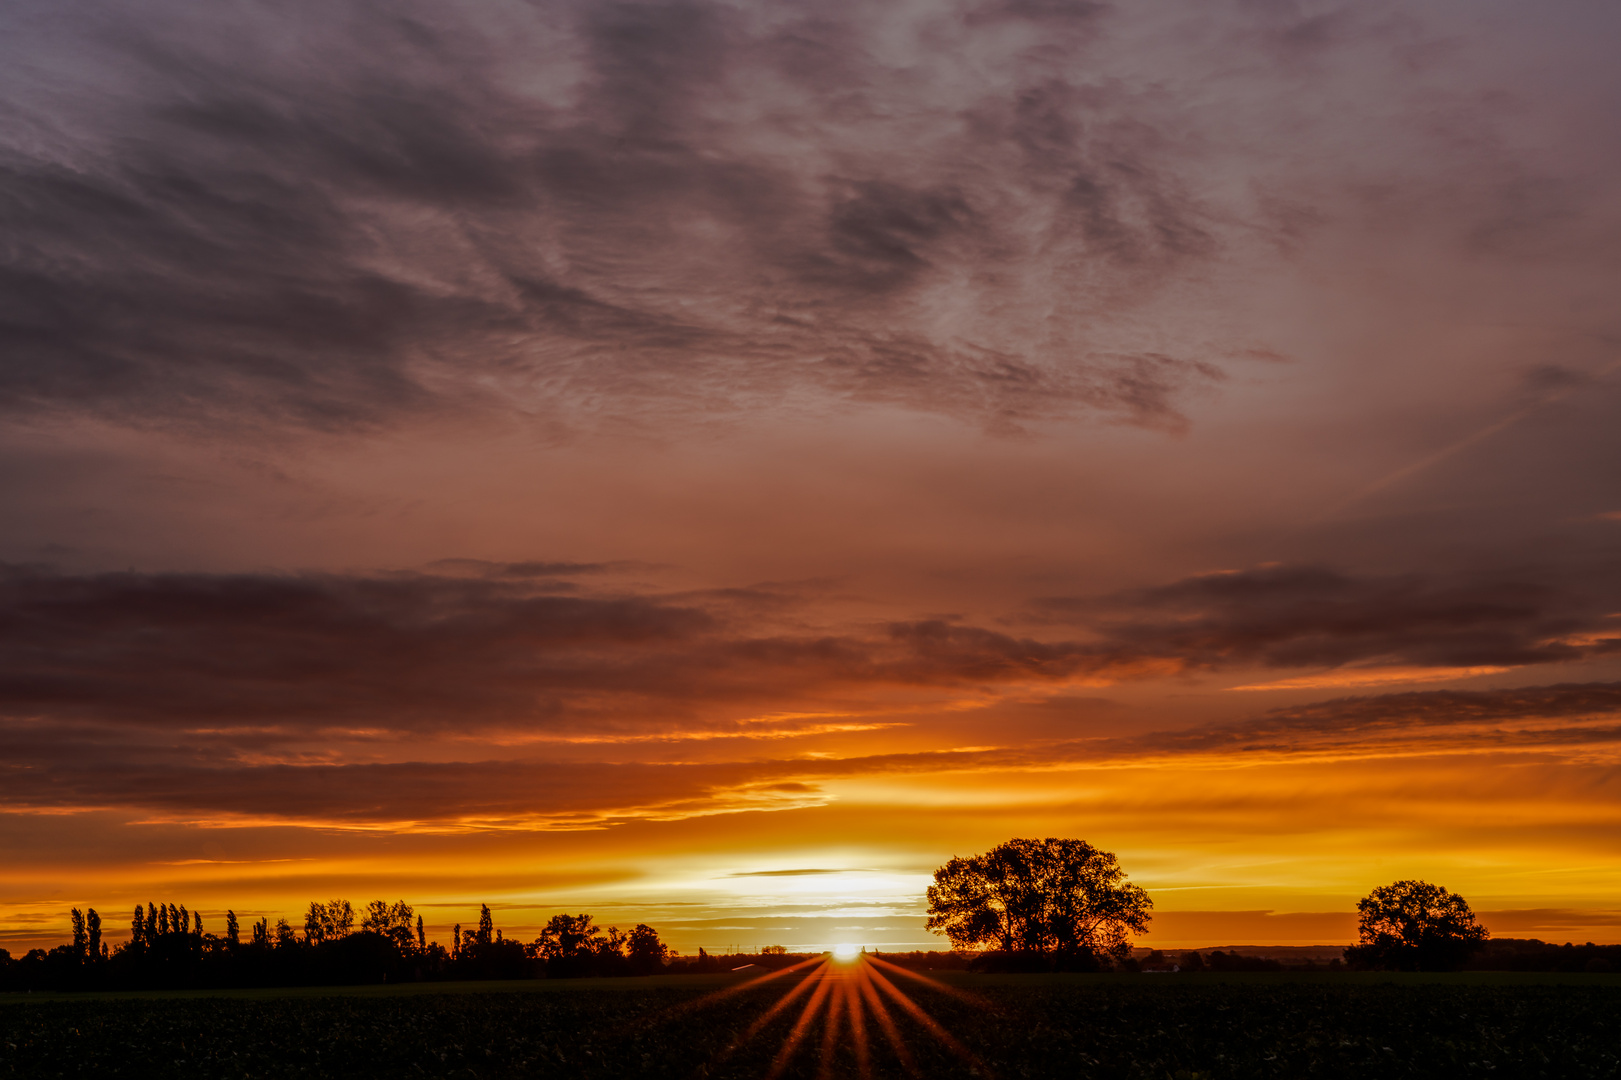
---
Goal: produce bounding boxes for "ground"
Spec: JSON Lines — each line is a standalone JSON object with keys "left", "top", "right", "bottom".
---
{"left": 2, "top": 968, "right": 1619, "bottom": 1078}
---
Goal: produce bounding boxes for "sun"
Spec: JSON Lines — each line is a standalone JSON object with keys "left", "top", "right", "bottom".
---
{"left": 832, "top": 943, "right": 860, "bottom": 962}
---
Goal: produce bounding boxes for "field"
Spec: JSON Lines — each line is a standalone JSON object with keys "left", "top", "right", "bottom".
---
{"left": 3, "top": 968, "right": 1620, "bottom": 1079}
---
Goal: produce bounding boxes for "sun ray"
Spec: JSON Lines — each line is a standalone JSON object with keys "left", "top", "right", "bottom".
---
{"left": 816, "top": 969, "right": 847, "bottom": 1080}
{"left": 766, "top": 966, "right": 837, "bottom": 1079}
{"left": 844, "top": 965, "right": 874, "bottom": 1080}
{"left": 868, "top": 954, "right": 994, "bottom": 1008}
{"left": 683, "top": 957, "right": 830, "bottom": 1077}
{"left": 671, "top": 954, "right": 824, "bottom": 1017}
{"left": 739, "top": 960, "right": 826, "bottom": 1033}
{"left": 853, "top": 962, "right": 922, "bottom": 1076}
{"left": 729, "top": 958, "right": 829, "bottom": 1047}
{"left": 678, "top": 953, "right": 991, "bottom": 1078}
{"left": 866, "top": 963, "right": 991, "bottom": 1074}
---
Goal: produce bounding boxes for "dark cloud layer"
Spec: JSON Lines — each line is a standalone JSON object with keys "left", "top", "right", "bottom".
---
{"left": 4, "top": 561, "right": 1618, "bottom": 753}
{"left": 0, "top": 0, "right": 1206, "bottom": 431}
{"left": 7, "top": 676, "right": 1621, "bottom": 828}
{"left": 1036, "top": 564, "right": 1620, "bottom": 672}
{"left": 5, "top": 0, "right": 1595, "bottom": 435}
{"left": 1109, "top": 681, "right": 1621, "bottom": 761}
{"left": 0, "top": 563, "right": 717, "bottom": 732}
{"left": 0, "top": 756, "right": 809, "bottom": 829}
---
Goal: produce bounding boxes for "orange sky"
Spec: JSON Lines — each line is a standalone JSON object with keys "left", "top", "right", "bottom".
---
{"left": 3, "top": 0, "right": 1621, "bottom": 956}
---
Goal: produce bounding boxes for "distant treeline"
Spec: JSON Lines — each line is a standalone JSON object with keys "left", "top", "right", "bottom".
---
{"left": 0, "top": 900, "right": 728, "bottom": 992}
{"left": 874, "top": 944, "right": 1621, "bottom": 975}
{"left": 5, "top": 901, "right": 1618, "bottom": 992}
{"left": 1134, "top": 942, "right": 1620, "bottom": 974}
{"left": 1463, "top": 938, "right": 1619, "bottom": 974}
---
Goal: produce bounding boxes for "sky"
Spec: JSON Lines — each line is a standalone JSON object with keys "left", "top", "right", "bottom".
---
{"left": 3, "top": 0, "right": 1621, "bottom": 955}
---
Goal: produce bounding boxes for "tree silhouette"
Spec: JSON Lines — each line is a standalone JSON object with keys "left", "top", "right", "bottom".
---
{"left": 305, "top": 900, "right": 356, "bottom": 944}
{"left": 538, "top": 913, "right": 601, "bottom": 960}
{"left": 926, "top": 838, "right": 1152, "bottom": 968}
{"left": 305, "top": 902, "right": 328, "bottom": 944}
{"left": 1345, "top": 880, "right": 1489, "bottom": 971}
{"left": 361, "top": 900, "right": 417, "bottom": 952}
{"left": 626, "top": 924, "right": 670, "bottom": 975}
{"left": 9, "top": 897, "right": 690, "bottom": 991}
{"left": 529, "top": 913, "right": 638, "bottom": 976}
{"left": 389, "top": 902, "right": 415, "bottom": 952}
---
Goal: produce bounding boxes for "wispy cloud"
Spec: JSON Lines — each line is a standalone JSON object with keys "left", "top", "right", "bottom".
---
{"left": 1035, "top": 564, "right": 1614, "bottom": 673}
{"left": 6, "top": 0, "right": 1604, "bottom": 438}
{"left": 0, "top": 0, "right": 1234, "bottom": 434}
{"left": 731, "top": 870, "right": 871, "bottom": 878}
{"left": 7, "top": 674, "right": 1621, "bottom": 828}
{"left": 1227, "top": 666, "right": 1513, "bottom": 691}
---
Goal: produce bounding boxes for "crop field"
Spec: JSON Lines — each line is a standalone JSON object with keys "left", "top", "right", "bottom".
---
{"left": 3, "top": 967, "right": 1620, "bottom": 1079}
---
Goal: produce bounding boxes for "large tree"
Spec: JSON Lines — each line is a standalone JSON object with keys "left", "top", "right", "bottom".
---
{"left": 304, "top": 899, "right": 355, "bottom": 944}
{"left": 626, "top": 924, "right": 670, "bottom": 975}
{"left": 536, "top": 913, "right": 604, "bottom": 961}
{"left": 926, "top": 838, "right": 1152, "bottom": 966}
{"left": 1344, "top": 879, "right": 1488, "bottom": 971}
{"left": 361, "top": 899, "right": 417, "bottom": 952}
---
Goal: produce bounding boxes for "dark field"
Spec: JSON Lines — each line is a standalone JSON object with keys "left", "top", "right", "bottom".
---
{"left": 3, "top": 971, "right": 1619, "bottom": 1079}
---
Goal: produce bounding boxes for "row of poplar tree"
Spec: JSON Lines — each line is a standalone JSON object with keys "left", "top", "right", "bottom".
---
{"left": 0, "top": 899, "right": 675, "bottom": 991}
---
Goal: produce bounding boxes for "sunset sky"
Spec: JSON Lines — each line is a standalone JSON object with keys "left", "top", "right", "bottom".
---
{"left": 3, "top": 0, "right": 1621, "bottom": 956}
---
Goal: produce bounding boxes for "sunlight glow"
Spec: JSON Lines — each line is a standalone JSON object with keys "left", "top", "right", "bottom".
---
{"left": 833, "top": 942, "right": 861, "bottom": 961}
{"left": 680, "top": 951, "right": 984, "bottom": 1077}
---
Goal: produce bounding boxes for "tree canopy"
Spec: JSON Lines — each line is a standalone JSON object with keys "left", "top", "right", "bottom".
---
{"left": 925, "top": 837, "right": 1152, "bottom": 967}
{"left": 1344, "top": 879, "right": 1489, "bottom": 971}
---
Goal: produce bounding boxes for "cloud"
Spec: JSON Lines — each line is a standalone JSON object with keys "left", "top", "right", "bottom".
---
{"left": 0, "top": 0, "right": 1230, "bottom": 434}
{"left": 1035, "top": 564, "right": 1618, "bottom": 673}
{"left": 1477, "top": 909, "right": 1621, "bottom": 933}
{"left": 7, "top": 0, "right": 1595, "bottom": 438}
{"left": 9, "top": 619, "right": 1621, "bottom": 827}
{"left": 1226, "top": 666, "right": 1514, "bottom": 691}
{"left": 1094, "top": 681, "right": 1621, "bottom": 765}
{"left": 730, "top": 869, "right": 867, "bottom": 877}
{"left": 3, "top": 560, "right": 1619, "bottom": 833}
{"left": 4, "top": 561, "right": 1618, "bottom": 753}
{"left": 1236, "top": 680, "right": 1621, "bottom": 734}
{"left": 0, "top": 562, "right": 720, "bottom": 733}
{"left": 880, "top": 559, "right": 1619, "bottom": 687}
{"left": 1, "top": 562, "right": 1131, "bottom": 760}
{"left": 0, "top": 755, "right": 836, "bottom": 830}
